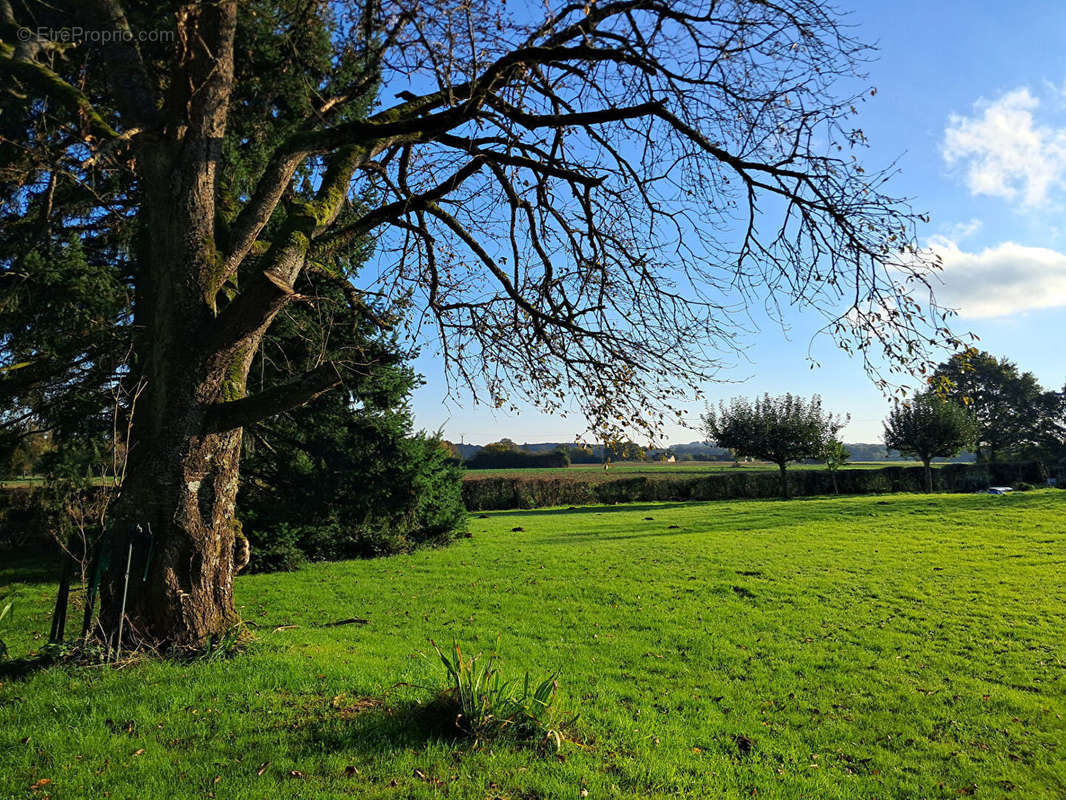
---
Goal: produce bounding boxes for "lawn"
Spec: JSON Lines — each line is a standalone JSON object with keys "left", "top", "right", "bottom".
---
{"left": 1, "top": 491, "right": 1064, "bottom": 799}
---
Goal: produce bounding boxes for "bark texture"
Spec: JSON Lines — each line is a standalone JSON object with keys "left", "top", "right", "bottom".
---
{"left": 100, "top": 0, "right": 248, "bottom": 649}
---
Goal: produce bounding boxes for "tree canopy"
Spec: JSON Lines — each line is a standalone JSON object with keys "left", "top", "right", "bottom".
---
{"left": 701, "top": 393, "right": 847, "bottom": 496}
{"left": 2, "top": 0, "right": 963, "bottom": 442}
{"left": 883, "top": 392, "right": 976, "bottom": 492}
{"left": 931, "top": 351, "right": 1046, "bottom": 462}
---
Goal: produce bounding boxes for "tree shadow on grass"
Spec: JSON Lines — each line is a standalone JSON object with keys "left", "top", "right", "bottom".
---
{"left": 299, "top": 695, "right": 468, "bottom": 757}
{"left": 0, "top": 654, "right": 63, "bottom": 683}
{"left": 0, "top": 548, "right": 62, "bottom": 586}
{"left": 475, "top": 501, "right": 708, "bottom": 518}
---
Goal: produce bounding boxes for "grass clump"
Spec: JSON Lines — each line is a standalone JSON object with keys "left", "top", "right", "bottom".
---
{"left": 427, "top": 639, "right": 574, "bottom": 751}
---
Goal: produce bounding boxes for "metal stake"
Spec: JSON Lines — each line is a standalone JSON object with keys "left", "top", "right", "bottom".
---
{"left": 49, "top": 553, "right": 74, "bottom": 644}
{"left": 114, "top": 537, "right": 135, "bottom": 662}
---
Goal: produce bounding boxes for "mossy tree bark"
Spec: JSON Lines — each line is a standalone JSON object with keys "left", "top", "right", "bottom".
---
{"left": 96, "top": 1, "right": 245, "bottom": 649}
{"left": 92, "top": 2, "right": 346, "bottom": 649}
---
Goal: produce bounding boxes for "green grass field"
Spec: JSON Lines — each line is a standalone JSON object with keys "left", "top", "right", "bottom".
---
{"left": 2, "top": 491, "right": 1064, "bottom": 799}
{"left": 462, "top": 460, "right": 937, "bottom": 480}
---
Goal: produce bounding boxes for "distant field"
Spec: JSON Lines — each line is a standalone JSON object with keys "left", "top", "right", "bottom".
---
{"left": 463, "top": 460, "right": 932, "bottom": 480}
{"left": 0, "top": 476, "right": 45, "bottom": 489}
{"left": 2, "top": 491, "right": 1063, "bottom": 799}
{"left": 0, "top": 462, "right": 954, "bottom": 488}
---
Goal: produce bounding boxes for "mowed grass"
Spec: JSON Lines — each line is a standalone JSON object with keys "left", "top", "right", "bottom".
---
{"left": 463, "top": 460, "right": 931, "bottom": 480}
{"left": 1, "top": 491, "right": 1065, "bottom": 799}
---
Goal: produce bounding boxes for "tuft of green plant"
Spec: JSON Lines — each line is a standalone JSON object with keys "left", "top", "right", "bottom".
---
{"left": 428, "top": 639, "right": 574, "bottom": 751}
{"left": 0, "top": 598, "right": 11, "bottom": 660}
{"left": 192, "top": 622, "right": 255, "bottom": 662}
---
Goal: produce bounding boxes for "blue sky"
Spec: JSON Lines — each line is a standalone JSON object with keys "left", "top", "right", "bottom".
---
{"left": 407, "top": 0, "right": 1066, "bottom": 445}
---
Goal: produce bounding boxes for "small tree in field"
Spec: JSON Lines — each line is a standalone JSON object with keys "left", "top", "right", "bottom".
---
{"left": 883, "top": 393, "right": 976, "bottom": 493}
{"left": 702, "top": 394, "right": 847, "bottom": 498}
{"left": 821, "top": 439, "right": 850, "bottom": 495}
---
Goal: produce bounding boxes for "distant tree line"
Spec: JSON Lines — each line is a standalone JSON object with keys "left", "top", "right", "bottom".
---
{"left": 699, "top": 350, "right": 1063, "bottom": 498}
{"left": 438, "top": 438, "right": 973, "bottom": 468}
{"left": 464, "top": 440, "right": 571, "bottom": 469}
{"left": 451, "top": 440, "right": 750, "bottom": 468}
{"left": 460, "top": 439, "right": 706, "bottom": 468}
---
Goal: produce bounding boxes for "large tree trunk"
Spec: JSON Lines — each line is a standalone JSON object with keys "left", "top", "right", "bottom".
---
{"left": 922, "top": 458, "right": 933, "bottom": 493}
{"left": 777, "top": 462, "right": 790, "bottom": 499}
{"left": 90, "top": 1, "right": 368, "bottom": 649}
{"left": 104, "top": 421, "right": 243, "bottom": 648}
{"left": 95, "top": 0, "right": 348, "bottom": 649}
{"left": 101, "top": 180, "right": 253, "bottom": 648}
{"left": 97, "top": 0, "right": 247, "bottom": 650}
{"left": 98, "top": 133, "right": 269, "bottom": 649}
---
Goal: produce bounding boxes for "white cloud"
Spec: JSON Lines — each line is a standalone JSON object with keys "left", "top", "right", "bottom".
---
{"left": 928, "top": 236, "right": 1066, "bottom": 318}
{"left": 940, "top": 218, "right": 982, "bottom": 241}
{"left": 1043, "top": 78, "right": 1066, "bottom": 107}
{"left": 943, "top": 88, "right": 1066, "bottom": 206}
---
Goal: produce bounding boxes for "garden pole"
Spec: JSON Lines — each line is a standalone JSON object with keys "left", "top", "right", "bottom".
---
{"left": 80, "top": 535, "right": 107, "bottom": 641}
{"left": 113, "top": 535, "right": 135, "bottom": 662}
{"left": 48, "top": 553, "right": 74, "bottom": 644}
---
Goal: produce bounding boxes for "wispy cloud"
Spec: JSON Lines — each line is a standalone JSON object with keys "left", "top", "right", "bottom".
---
{"left": 929, "top": 235, "right": 1066, "bottom": 318}
{"left": 943, "top": 88, "right": 1066, "bottom": 207}
{"left": 940, "top": 218, "right": 982, "bottom": 241}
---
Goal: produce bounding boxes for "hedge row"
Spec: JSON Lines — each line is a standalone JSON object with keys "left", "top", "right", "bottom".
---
{"left": 461, "top": 461, "right": 1056, "bottom": 511}
{"left": 2, "top": 462, "right": 1058, "bottom": 547}
{"left": 0, "top": 487, "right": 51, "bottom": 550}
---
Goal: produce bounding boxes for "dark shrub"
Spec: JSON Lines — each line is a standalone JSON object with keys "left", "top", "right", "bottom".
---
{"left": 236, "top": 266, "right": 467, "bottom": 572}
{"left": 0, "top": 488, "right": 50, "bottom": 550}
{"left": 241, "top": 429, "right": 466, "bottom": 572}
{"left": 242, "top": 520, "right": 306, "bottom": 572}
